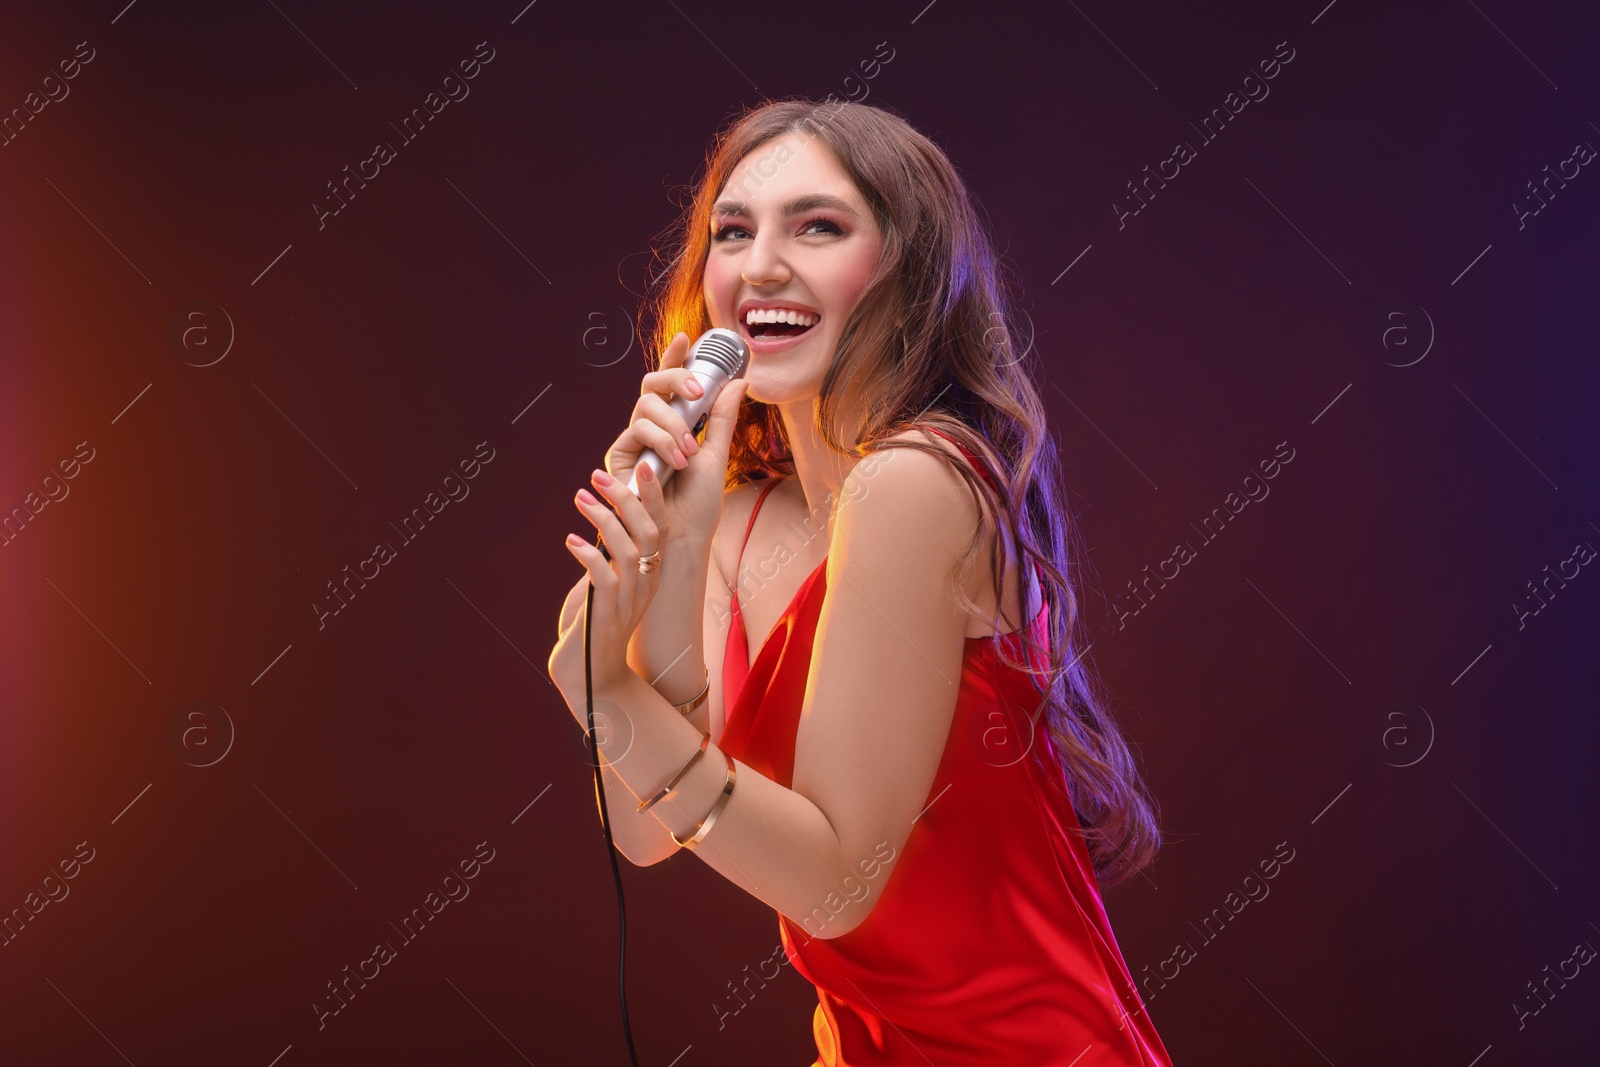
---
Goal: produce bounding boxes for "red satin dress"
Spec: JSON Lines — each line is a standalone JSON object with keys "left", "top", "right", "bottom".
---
{"left": 717, "top": 428, "right": 1174, "bottom": 1066}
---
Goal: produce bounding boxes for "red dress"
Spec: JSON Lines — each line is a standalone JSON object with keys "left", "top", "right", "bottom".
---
{"left": 718, "top": 428, "right": 1174, "bottom": 1066}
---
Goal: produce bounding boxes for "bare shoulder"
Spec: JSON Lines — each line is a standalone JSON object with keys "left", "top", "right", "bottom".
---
{"left": 842, "top": 429, "right": 984, "bottom": 542}
{"left": 844, "top": 429, "right": 1020, "bottom": 636}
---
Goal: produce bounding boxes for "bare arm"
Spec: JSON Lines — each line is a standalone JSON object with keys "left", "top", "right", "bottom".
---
{"left": 555, "top": 332, "right": 748, "bottom": 864}
{"left": 551, "top": 563, "right": 706, "bottom": 867}
{"left": 576, "top": 444, "right": 976, "bottom": 934}
{"left": 554, "top": 491, "right": 749, "bottom": 867}
{"left": 625, "top": 533, "right": 714, "bottom": 711}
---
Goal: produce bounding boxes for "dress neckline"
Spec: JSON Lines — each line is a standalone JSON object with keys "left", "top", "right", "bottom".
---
{"left": 724, "top": 429, "right": 1047, "bottom": 709}
{"left": 731, "top": 554, "right": 1047, "bottom": 674}
{"left": 734, "top": 555, "right": 830, "bottom": 675}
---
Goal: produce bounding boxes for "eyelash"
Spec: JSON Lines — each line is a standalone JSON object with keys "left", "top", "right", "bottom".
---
{"left": 711, "top": 216, "right": 843, "bottom": 243}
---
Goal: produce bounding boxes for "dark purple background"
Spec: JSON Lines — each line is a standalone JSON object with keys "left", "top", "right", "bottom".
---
{"left": 1, "top": 0, "right": 1595, "bottom": 1063}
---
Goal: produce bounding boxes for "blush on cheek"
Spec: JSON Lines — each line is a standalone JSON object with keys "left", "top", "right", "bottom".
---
{"left": 837, "top": 260, "right": 877, "bottom": 305}
{"left": 823, "top": 243, "right": 884, "bottom": 328}
{"left": 703, "top": 260, "right": 740, "bottom": 327}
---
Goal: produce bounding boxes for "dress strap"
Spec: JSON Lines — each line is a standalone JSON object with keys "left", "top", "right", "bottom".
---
{"left": 723, "top": 478, "right": 784, "bottom": 719}
{"left": 923, "top": 425, "right": 998, "bottom": 492}
{"left": 737, "top": 478, "right": 783, "bottom": 574}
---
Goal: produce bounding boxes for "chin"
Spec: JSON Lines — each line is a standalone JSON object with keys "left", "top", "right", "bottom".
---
{"left": 761, "top": 378, "right": 829, "bottom": 408}
{"left": 744, "top": 380, "right": 817, "bottom": 408}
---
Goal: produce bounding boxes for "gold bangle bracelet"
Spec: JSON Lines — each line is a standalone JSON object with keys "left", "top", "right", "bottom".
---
{"left": 671, "top": 750, "right": 737, "bottom": 850}
{"left": 669, "top": 668, "right": 710, "bottom": 716}
{"left": 637, "top": 732, "right": 710, "bottom": 814}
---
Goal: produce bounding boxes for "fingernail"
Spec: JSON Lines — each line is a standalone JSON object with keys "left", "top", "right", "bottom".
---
{"left": 576, "top": 488, "right": 598, "bottom": 505}
{"left": 673, "top": 449, "right": 686, "bottom": 468}
{"left": 687, "top": 379, "right": 704, "bottom": 396}
{"left": 592, "top": 469, "right": 614, "bottom": 486}
{"left": 682, "top": 432, "right": 700, "bottom": 454}
{"left": 640, "top": 463, "right": 655, "bottom": 482}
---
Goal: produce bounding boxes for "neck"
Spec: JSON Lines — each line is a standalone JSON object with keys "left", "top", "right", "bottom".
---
{"left": 774, "top": 394, "right": 863, "bottom": 542}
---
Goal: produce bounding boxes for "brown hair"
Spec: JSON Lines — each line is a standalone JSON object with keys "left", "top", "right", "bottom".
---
{"left": 642, "top": 98, "right": 1161, "bottom": 887}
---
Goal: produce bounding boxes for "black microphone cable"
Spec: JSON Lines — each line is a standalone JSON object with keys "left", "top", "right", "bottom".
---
{"left": 582, "top": 533, "right": 641, "bottom": 1067}
{"left": 574, "top": 327, "right": 745, "bottom": 1064}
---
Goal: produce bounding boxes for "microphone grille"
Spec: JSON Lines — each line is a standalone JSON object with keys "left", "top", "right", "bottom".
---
{"left": 690, "top": 328, "right": 749, "bottom": 378}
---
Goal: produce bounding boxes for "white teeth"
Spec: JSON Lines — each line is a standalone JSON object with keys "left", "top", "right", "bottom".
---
{"left": 744, "top": 308, "right": 818, "bottom": 327}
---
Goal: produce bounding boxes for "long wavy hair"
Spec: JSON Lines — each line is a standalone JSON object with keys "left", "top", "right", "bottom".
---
{"left": 641, "top": 98, "right": 1161, "bottom": 887}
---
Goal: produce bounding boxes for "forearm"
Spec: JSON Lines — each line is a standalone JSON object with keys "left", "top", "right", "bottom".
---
{"left": 557, "top": 664, "right": 693, "bottom": 866}
{"left": 594, "top": 671, "right": 856, "bottom": 933}
{"left": 593, "top": 751, "right": 680, "bottom": 866}
{"left": 626, "top": 534, "right": 711, "bottom": 705}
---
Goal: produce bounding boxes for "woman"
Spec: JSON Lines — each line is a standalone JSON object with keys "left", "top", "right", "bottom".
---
{"left": 548, "top": 98, "right": 1173, "bottom": 1065}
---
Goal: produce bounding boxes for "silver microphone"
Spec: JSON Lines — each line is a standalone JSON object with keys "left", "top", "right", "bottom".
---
{"left": 626, "top": 327, "right": 750, "bottom": 496}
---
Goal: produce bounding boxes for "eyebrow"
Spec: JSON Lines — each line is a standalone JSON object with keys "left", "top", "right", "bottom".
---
{"left": 711, "top": 193, "right": 860, "bottom": 220}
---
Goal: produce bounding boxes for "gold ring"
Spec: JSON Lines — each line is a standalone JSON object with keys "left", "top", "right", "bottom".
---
{"left": 637, "top": 550, "right": 662, "bottom": 574}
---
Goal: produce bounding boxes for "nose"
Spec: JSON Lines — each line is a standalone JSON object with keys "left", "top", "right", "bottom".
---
{"left": 739, "top": 227, "right": 791, "bottom": 287}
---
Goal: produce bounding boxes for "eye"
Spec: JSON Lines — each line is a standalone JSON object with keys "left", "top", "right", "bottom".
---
{"left": 800, "top": 216, "right": 844, "bottom": 236}
{"left": 711, "top": 216, "right": 845, "bottom": 243}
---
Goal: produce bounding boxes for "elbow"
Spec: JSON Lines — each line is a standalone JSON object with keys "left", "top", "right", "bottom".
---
{"left": 787, "top": 831, "right": 898, "bottom": 940}
{"left": 795, "top": 909, "right": 865, "bottom": 942}
{"left": 615, "top": 844, "right": 655, "bottom": 868}
{"left": 615, "top": 837, "right": 676, "bottom": 868}
{"left": 789, "top": 887, "right": 878, "bottom": 941}
{"left": 810, "top": 916, "right": 864, "bottom": 941}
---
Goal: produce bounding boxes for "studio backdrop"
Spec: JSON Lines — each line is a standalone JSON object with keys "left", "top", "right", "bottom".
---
{"left": 0, "top": 1, "right": 1594, "bottom": 1064}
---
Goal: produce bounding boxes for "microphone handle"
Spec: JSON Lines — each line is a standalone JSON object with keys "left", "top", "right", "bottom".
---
{"left": 624, "top": 371, "right": 719, "bottom": 497}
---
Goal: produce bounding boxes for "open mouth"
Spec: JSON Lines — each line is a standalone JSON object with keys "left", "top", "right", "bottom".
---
{"left": 749, "top": 321, "right": 815, "bottom": 338}
{"left": 742, "top": 308, "right": 820, "bottom": 341}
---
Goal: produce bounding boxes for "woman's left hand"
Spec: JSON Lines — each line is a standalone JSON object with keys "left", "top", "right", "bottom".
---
{"left": 548, "top": 463, "right": 668, "bottom": 701}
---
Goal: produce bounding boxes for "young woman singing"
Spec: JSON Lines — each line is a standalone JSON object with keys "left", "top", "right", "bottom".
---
{"left": 548, "top": 98, "right": 1173, "bottom": 1066}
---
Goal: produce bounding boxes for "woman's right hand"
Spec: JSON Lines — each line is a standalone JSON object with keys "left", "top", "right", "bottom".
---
{"left": 604, "top": 331, "right": 749, "bottom": 549}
